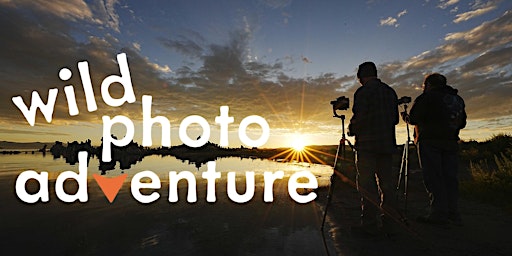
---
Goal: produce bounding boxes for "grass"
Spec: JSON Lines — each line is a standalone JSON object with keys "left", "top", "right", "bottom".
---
{"left": 459, "top": 134, "right": 512, "bottom": 212}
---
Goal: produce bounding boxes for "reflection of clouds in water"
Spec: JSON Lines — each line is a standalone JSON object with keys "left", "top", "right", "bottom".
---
{"left": 0, "top": 153, "right": 333, "bottom": 188}
{"left": 214, "top": 157, "right": 332, "bottom": 180}
{"left": 1, "top": 153, "right": 334, "bottom": 255}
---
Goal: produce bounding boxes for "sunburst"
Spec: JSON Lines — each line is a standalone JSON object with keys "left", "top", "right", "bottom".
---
{"left": 291, "top": 138, "right": 306, "bottom": 152}
{"left": 269, "top": 134, "right": 330, "bottom": 165}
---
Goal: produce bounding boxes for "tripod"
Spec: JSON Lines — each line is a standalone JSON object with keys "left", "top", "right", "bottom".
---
{"left": 396, "top": 103, "right": 414, "bottom": 219}
{"left": 321, "top": 114, "right": 354, "bottom": 231}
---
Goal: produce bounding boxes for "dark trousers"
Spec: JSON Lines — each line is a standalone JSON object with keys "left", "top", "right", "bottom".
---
{"left": 356, "top": 151, "right": 399, "bottom": 223}
{"left": 417, "top": 142, "right": 459, "bottom": 219}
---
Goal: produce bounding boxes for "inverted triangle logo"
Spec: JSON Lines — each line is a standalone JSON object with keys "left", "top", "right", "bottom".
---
{"left": 93, "top": 173, "right": 128, "bottom": 203}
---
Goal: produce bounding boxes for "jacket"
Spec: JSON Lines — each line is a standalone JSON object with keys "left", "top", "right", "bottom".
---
{"left": 409, "top": 85, "right": 466, "bottom": 145}
{"left": 348, "top": 78, "right": 398, "bottom": 153}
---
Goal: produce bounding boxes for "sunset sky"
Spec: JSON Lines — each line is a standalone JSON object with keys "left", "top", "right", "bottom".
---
{"left": 1, "top": 0, "right": 511, "bottom": 148}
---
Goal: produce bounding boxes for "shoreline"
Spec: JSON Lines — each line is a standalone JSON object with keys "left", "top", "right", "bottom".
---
{"left": 2, "top": 138, "right": 512, "bottom": 255}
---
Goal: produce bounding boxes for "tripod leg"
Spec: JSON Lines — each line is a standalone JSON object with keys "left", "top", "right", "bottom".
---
{"left": 321, "top": 140, "right": 342, "bottom": 230}
{"left": 396, "top": 144, "right": 407, "bottom": 195}
{"left": 397, "top": 141, "right": 410, "bottom": 221}
{"left": 403, "top": 142, "right": 409, "bottom": 217}
{"left": 322, "top": 116, "right": 353, "bottom": 230}
{"left": 354, "top": 152, "right": 364, "bottom": 225}
{"left": 321, "top": 171, "right": 336, "bottom": 230}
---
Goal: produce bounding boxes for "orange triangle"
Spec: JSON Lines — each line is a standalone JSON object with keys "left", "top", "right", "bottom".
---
{"left": 93, "top": 173, "right": 128, "bottom": 203}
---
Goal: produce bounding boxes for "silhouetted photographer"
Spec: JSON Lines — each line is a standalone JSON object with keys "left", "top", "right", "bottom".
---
{"left": 403, "top": 73, "right": 466, "bottom": 226}
{"left": 348, "top": 62, "right": 400, "bottom": 233}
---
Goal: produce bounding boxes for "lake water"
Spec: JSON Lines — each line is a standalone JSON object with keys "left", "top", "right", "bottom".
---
{"left": 0, "top": 152, "right": 337, "bottom": 255}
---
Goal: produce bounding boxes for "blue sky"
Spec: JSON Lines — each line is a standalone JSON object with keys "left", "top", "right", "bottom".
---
{"left": 1, "top": 0, "right": 511, "bottom": 147}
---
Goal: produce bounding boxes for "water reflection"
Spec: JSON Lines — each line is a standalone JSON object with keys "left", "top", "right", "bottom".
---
{"left": 0, "top": 151, "right": 336, "bottom": 255}
{"left": 45, "top": 141, "right": 333, "bottom": 187}
{"left": 1, "top": 149, "right": 333, "bottom": 187}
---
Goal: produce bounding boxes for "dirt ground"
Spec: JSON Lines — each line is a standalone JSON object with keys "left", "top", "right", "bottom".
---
{"left": 317, "top": 165, "right": 512, "bottom": 256}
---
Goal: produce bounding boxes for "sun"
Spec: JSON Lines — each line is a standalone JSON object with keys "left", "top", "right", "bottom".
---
{"left": 291, "top": 139, "right": 306, "bottom": 152}
{"left": 270, "top": 133, "right": 327, "bottom": 165}
{"left": 289, "top": 133, "right": 308, "bottom": 152}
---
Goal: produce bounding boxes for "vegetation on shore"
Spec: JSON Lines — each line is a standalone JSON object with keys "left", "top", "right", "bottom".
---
{"left": 459, "top": 134, "right": 512, "bottom": 212}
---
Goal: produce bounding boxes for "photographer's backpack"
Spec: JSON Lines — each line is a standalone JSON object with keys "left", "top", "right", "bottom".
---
{"left": 443, "top": 93, "right": 465, "bottom": 131}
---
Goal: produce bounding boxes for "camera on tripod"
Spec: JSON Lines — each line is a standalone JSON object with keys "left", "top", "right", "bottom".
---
{"left": 398, "top": 96, "right": 411, "bottom": 105}
{"left": 330, "top": 96, "right": 349, "bottom": 117}
{"left": 396, "top": 95, "right": 414, "bottom": 219}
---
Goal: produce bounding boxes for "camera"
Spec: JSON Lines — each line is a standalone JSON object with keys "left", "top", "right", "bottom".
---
{"left": 330, "top": 96, "right": 350, "bottom": 118}
{"left": 398, "top": 96, "right": 411, "bottom": 105}
{"left": 330, "top": 96, "right": 350, "bottom": 111}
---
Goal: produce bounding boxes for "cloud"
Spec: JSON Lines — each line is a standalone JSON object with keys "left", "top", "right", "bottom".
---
{"left": 397, "top": 9, "right": 408, "bottom": 18}
{"left": 453, "top": 1, "right": 498, "bottom": 23}
{"left": 438, "top": 0, "right": 502, "bottom": 24}
{"left": 0, "top": 0, "right": 123, "bottom": 32}
{"left": 159, "top": 34, "right": 206, "bottom": 59}
{"left": 301, "top": 56, "right": 312, "bottom": 64}
{"left": 259, "top": 0, "right": 292, "bottom": 9}
{"left": 145, "top": 60, "right": 172, "bottom": 74}
{"left": 379, "top": 9, "right": 407, "bottom": 27}
{"left": 400, "top": 10, "right": 512, "bottom": 72}
{"left": 0, "top": 4, "right": 172, "bottom": 127}
{"left": 0, "top": 128, "right": 70, "bottom": 136}
{"left": 147, "top": 61, "right": 172, "bottom": 74}
{"left": 132, "top": 42, "right": 141, "bottom": 51}
{"left": 0, "top": 2, "right": 348, "bottom": 139}
{"left": 383, "top": 11, "right": 512, "bottom": 121}
{"left": 380, "top": 17, "right": 398, "bottom": 27}
{"left": 1, "top": 2, "right": 511, "bottom": 144}
{"left": 0, "top": 0, "right": 95, "bottom": 22}
{"left": 94, "top": 0, "right": 121, "bottom": 32}
{"left": 437, "top": 0, "right": 460, "bottom": 10}
{"left": 148, "top": 30, "right": 356, "bottom": 134}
